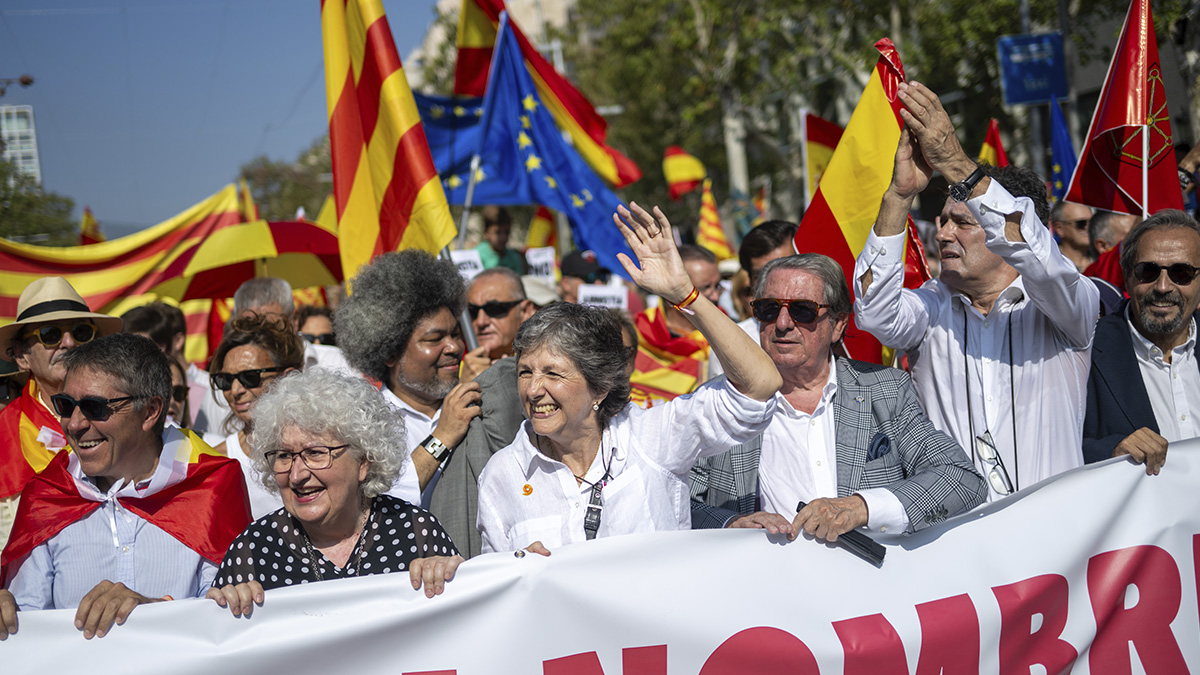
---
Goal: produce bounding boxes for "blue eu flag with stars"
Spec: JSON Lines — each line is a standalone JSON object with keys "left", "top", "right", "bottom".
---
{"left": 1050, "top": 100, "right": 1077, "bottom": 202}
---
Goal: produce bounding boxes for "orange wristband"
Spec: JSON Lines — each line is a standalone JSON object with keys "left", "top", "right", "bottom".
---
{"left": 671, "top": 286, "right": 700, "bottom": 313}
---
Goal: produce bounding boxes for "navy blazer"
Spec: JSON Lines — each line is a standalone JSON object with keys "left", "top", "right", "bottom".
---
{"left": 1082, "top": 302, "right": 1200, "bottom": 463}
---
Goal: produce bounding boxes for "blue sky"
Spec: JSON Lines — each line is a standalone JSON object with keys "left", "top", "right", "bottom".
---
{"left": 0, "top": 0, "right": 440, "bottom": 237}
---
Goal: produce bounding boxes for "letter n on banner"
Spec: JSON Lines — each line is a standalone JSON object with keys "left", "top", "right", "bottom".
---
{"left": 993, "top": 575, "right": 1078, "bottom": 674}
{"left": 1087, "top": 545, "right": 1188, "bottom": 672}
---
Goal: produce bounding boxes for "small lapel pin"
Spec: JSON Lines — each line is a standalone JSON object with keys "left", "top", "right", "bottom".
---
{"left": 522, "top": 484, "right": 533, "bottom": 496}
{"left": 855, "top": 395, "right": 864, "bottom": 403}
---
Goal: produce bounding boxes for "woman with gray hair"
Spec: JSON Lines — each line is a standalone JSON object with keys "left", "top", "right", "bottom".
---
{"left": 476, "top": 203, "right": 782, "bottom": 554}
{"left": 206, "top": 368, "right": 462, "bottom": 617}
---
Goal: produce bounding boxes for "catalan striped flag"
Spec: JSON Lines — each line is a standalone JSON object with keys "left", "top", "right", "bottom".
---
{"left": 454, "top": 0, "right": 641, "bottom": 188}
{"left": 631, "top": 305, "right": 709, "bottom": 403}
{"left": 237, "top": 178, "right": 260, "bottom": 222}
{"left": 321, "top": 0, "right": 456, "bottom": 282}
{"left": 794, "top": 38, "right": 930, "bottom": 364}
{"left": 803, "top": 113, "right": 844, "bottom": 201}
{"left": 79, "top": 207, "right": 105, "bottom": 246}
{"left": 525, "top": 205, "right": 558, "bottom": 251}
{"left": 978, "top": 118, "right": 1010, "bottom": 167}
{"left": 663, "top": 146, "right": 706, "bottom": 200}
{"left": 697, "top": 179, "right": 734, "bottom": 260}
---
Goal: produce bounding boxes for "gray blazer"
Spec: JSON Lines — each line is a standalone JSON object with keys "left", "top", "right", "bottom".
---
{"left": 427, "top": 357, "right": 524, "bottom": 558}
{"left": 689, "top": 358, "right": 986, "bottom": 532}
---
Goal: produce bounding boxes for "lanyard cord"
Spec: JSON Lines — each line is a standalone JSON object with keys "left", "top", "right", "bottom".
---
{"left": 576, "top": 446, "right": 613, "bottom": 541}
{"left": 963, "top": 304, "right": 1020, "bottom": 491}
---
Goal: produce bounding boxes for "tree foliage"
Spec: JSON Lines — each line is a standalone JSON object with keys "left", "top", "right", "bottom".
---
{"left": 0, "top": 157, "right": 77, "bottom": 246}
{"left": 239, "top": 135, "right": 332, "bottom": 221}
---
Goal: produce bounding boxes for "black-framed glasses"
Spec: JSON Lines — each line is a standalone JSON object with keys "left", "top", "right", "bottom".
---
{"left": 210, "top": 366, "right": 287, "bottom": 391}
{"left": 50, "top": 393, "right": 145, "bottom": 421}
{"left": 751, "top": 298, "right": 830, "bottom": 325}
{"left": 975, "top": 431, "right": 1014, "bottom": 495}
{"left": 468, "top": 299, "right": 523, "bottom": 318}
{"left": 265, "top": 444, "right": 350, "bottom": 473}
{"left": 22, "top": 322, "right": 97, "bottom": 348}
{"left": 299, "top": 332, "right": 336, "bottom": 346}
{"left": 1132, "top": 261, "right": 1200, "bottom": 285}
{"left": 171, "top": 385, "right": 189, "bottom": 403}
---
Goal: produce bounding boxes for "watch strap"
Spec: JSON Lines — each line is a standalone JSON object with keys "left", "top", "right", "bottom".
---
{"left": 951, "top": 166, "right": 986, "bottom": 202}
{"left": 422, "top": 434, "right": 453, "bottom": 462}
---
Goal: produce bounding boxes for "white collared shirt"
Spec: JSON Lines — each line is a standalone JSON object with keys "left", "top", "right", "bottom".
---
{"left": 1127, "top": 311, "right": 1200, "bottom": 442}
{"left": 477, "top": 377, "right": 775, "bottom": 553}
{"left": 379, "top": 387, "right": 432, "bottom": 507}
{"left": 758, "top": 357, "right": 908, "bottom": 532}
{"left": 854, "top": 180, "right": 1099, "bottom": 501}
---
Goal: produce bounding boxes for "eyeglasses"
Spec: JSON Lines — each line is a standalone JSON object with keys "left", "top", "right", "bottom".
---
{"left": 750, "top": 298, "right": 830, "bottom": 325}
{"left": 299, "top": 332, "right": 336, "bottom": 346}
{"left": 22, "top": 323, "right": 97, "bottom": 348}
{"left": 1132, "top": 261, "right": 1200, "bottom": 285}
{"left": 265, "top": 444, "right": 350, "bottom": 473}
{"left": 50, "top": 393, "right": 145, "bottom": 421}
{"left": 210, "top": 366, "right": 287, "bottom": 391}
{"left": 171, "top": 385, "right": 189, "bottom": 403}
{"left": 468, "top": 300, "right": 523, "bottom": 319}
{"left": 975, "top": 431, "right": 1014, "bottom": 495}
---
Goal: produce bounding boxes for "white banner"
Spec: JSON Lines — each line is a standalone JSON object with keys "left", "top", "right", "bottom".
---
{"left": 7, "top": 444, "right": 1200, "bottom": 674}
{"left": 577, "top": 284, "right": 628, "bottom": 312}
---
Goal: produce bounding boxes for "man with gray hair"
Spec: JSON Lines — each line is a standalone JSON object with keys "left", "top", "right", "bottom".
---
{"left": 461, "top": 267, "right": 535, "bottom": 382}
{"left": 232, "top": 277, "right": 294, "bottom": 319}
{"left": 690, "top": 255, "right": 985, "bottom": 541}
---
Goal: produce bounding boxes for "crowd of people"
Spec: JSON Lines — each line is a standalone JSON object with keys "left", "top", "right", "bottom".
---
{"left": 0, "top": 83, "right": 1193, "bottom": 640}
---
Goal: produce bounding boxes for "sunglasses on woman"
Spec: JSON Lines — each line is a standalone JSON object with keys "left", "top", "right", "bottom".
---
{"left": 23, "top": 322, "right": 97, "bottom": 348}
{"left": 750, "top": 298, "right": 830, "bottom": 325}
{"left": 210, "top": 366, "right": 288, "bottom": 391}
{"left": 1132, "top": 261, "right": 1200, "bottom": 285}
{"left": 299, "top": 332, "right": 336, "bottom": 346}
{"left": 50, "top": 393, "right": 145, "bottom": 421}
{"left": 172, "top": 385, "right": 189, "bottom": 402}
{"left": 468, "top": 300, "right": 523, "bottom": 318}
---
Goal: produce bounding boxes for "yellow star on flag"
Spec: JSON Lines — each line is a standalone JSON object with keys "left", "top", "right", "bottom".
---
{"left": 474, "top": 108, "right": 483, "bottom": 117}
{"left": 520, "top": 115, "right": 531, "bottom": 130}
{"left": 525, "top": 154, "right": 543, "bottom": 172}
{"left": 474, "top": 168, "right": 486, "bottom": 182}
{"left": 446, "top": 174, "right": 463, "bottom": 189}
{"left": 523, "top": 94, "right": 539, "bottom": 112}
{"left": 517, "top": 131, "right": 532, "bottom": 149}
{"left": 430, "top": 106, "right": 445, "bottom": 119}
{"left": 571, "top": 194, "right": 585, "bottom": 208}
{"left": 544, "top": 176, "right": 558, "bottom": 189}
{"left": 453, "top": 106, "right": 467, "bottom": 117}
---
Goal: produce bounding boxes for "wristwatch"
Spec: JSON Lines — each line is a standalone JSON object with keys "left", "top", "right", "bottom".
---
{"left": 422, "top": 434, "right": 453, "bottom": 462}
{"left": 949, "top": 167, "right": 986, "bottom": 202}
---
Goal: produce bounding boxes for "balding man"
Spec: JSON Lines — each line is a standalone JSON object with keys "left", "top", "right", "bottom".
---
{"left": 460, "top": 267, "right": 535, "bottom": 382}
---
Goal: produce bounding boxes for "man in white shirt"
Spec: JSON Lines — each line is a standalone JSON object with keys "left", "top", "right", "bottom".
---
{"left": 335, "top": 250, "right": 482, "bottom": 509}
{"left": 1083, "top": 210, "right": 1200, "bottom": 473}
{"left": 690, "top": 255, "right": 986, "bottom": 540}
{"left": 854, "top": 83, "right": 1099, "bottom": 501}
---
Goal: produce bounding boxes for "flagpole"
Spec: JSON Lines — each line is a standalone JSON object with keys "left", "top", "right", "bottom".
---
{"left": 438, "top": 246, "right": 479, "bottom": 351}
{"left": 455, "top": 155, "right": 483, "bottom": 250}
{"left": 1142, "top": 124, "right": 1149, "bottom": 220}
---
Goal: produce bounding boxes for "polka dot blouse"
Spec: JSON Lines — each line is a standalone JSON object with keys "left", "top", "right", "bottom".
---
{"left": 213, "top": 494, "right": 458, "bottom": 591}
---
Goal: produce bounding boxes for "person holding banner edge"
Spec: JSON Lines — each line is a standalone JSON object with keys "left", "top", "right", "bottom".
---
{"left": 475, "top": 202, "right": 781, "bottom": 554}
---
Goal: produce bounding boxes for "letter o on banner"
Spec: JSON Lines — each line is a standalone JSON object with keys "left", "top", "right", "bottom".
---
{"left": 699, "top": 627, "right": 820, "bottom": 675}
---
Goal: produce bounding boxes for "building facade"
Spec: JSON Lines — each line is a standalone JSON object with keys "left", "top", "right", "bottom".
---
{"left": 0, "top": 105, "right": 41, "bottom": 184}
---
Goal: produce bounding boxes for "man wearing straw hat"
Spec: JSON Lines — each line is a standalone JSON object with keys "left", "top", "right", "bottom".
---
{"left": 0, "top": 278, "right": 122, "bottom": 549}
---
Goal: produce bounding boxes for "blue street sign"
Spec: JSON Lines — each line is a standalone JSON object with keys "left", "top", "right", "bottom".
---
{"left": 997, "top": 33, "right": 1069, "bottom": 106}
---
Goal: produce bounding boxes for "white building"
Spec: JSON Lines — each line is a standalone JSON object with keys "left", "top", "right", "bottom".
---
{"left": 0, "top": 105, "right": 41, "bottom": 184}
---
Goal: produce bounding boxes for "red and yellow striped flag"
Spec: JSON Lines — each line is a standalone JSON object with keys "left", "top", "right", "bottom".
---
{"left": 321, "top": 0, "right": 456, "bottom": 282}
{"left": 978, "top": 118, "right": 1009, "bottom": 167}
{"left": 697, "top": 179, "right": 734, "bottom": 260}
{"left": 631, "top": 306, "right": 709, "bottom": 403}
{"left": 79, "top": 207, "right": 105, "bottom": 246}
{"left": 793, "top": 39, "right": 930, "bottom": 364}
{"left": 454, "top": 0, "right": 641, "bottom": 188}
{"left": 237, "top": 178, "right": 260, "bottom": 222}
{"left": 663, "top": 146, "right": 706, "bottom": 200}
{"left": 525, "top": 205, "right": 558, "bottom": 251}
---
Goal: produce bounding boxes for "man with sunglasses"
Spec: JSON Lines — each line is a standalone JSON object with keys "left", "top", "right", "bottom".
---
{"left": 854, "top": 82, "right": 1099, "bottom": 502}
{"left": 0, "top": 278, "right": 122, "bottom": 550}
{"left": 1050, "top": 200, "right": 1096, "bottom": 272}
{"left": 1083, "top": 211, "right": 1200, "bottom": 474}
{"left": 461, "top": 268, "right": 535, "bottom": 383}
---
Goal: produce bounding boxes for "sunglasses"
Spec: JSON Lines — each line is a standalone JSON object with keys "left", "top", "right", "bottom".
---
{"left": 50, "top": 393, "right": 145, "bottom": 421}
{"left": 299, "top": 332, "right": 336, "bottom": 346}
{"left": 1057, "top": 218, "right": 1090, "bottom": 231}
{"left": 210, "top": 366, "right": 287, "bottom": 391}
{"left": 468, "top": 300, "right": 523, "bottom": 319}
{"left": 172, "top": 385, "right": 189, "bottom": 403}
{"left": 1132, "top": 261, "right": 1200, "bottom": 285}
{"left": 22, "top": 322, "right": 97, "bottom": 348}
{"left": 751, "top": 298, "right": 830, "bottom": 325}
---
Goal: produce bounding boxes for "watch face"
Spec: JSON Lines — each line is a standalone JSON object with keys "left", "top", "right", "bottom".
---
{"left": 950, "top": 183, "right": 969, "bottom": 202}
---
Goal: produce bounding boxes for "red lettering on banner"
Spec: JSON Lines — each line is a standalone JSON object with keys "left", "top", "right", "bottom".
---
{"left": 993, "top": 574, "right": 1078, "bottom": 674}
{"left": 404, "top": 671, "right": 456, "bottom": 675}
{"left": 914, "top": 594, "right": 980, "bottom": 674}
{"left": 1087, "top": 545, "right": 1187, "bottom": 673}
{"left": 545, "top": 652, "right": 604, "bottom": 675}
{"left": 831, "top": 613, "right": 907, "bottom": 674}
{"left": 543, "top": 646, "right": 667, "bottom": 675}
{"left": 698, "top": 627, "right": 820, "bottom": 675}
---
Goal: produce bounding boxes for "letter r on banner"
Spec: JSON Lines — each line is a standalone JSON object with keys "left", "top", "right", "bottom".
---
{"left": 993, "top": 574, "right": 1078, "bottom": 674}
{"left": 1087, "top": 545, "right": 1188, "bottom": 674}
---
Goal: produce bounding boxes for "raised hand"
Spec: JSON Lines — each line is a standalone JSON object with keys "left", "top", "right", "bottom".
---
{"left": 897, "top": 82, "right": 975, "bottom": 183}
{"left": 888, "top": 126, "right": 933, "bottom": 200}
{"left": 613, "top": 202, "right": 693, "bottom": 304}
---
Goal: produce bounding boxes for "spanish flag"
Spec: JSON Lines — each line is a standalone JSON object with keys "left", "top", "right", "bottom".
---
{"left": 454, "top": 0, "right": 641, "bottom": 188}
{"left": 697, "top": 179, "right": 734, "bottom": 260}
{"left": 793, "top": 39, "right": 930, "bottom": 364}
{"left": 978, "top": 118, "right": 1009, "bottom": 167}
{"left": 321, "top": 0, "right": 456, "bottom": 282}
{"left": 663, "top": 146, "right": 706, "bottom": 200}
{"left": 525, "top": 205, "right": 558, "bottom": 251}
{"left": 79, "top": 207, "right": 105, "bottom": 246}
{"left": 803, "top": 113, "right": 844, "bottom": 201}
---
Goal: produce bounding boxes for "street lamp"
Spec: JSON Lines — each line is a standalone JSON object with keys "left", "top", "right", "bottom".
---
{"left": 0, "top": 75, "right": 34, "bottom": 98}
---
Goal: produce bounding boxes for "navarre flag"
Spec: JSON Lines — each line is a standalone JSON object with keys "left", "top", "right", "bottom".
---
{"left": 525, "top": 205, "right": 558, "bottom": 251}
{"left": 978, "top": 118, "right": 1010, "bottom": 167}
{"left": 803, "top": 113, "right": 844, "bottom": 201}
{"left": 793, "top": 38, "right": 930, "bottom": 364}
{"left": 697, "top": 179, "right": 734, "bottom": 260}
{"left": 1064, "top": 0, "right": 1183, "bottom": 218}
{"left": 453, "top": 0, "right": 640, "bottom": 188}
{"left": 321, "top": 0, "right": 456, "bottom": 282}
{"left": 1050, "top": 99, "right": 1078, "bottom": 202}
{"left": 79, "top": 207, "right": 105, "bottom": 246}
{"left": 663, "top": 146, "right": 706, "bottom": 200}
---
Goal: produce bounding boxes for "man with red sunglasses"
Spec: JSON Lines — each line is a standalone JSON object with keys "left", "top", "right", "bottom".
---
{"left": 1083, "top": 211, "right": 1200, "bottom": 473}
{"left": 0, "top": 278, "right": 122, "bottom": 550}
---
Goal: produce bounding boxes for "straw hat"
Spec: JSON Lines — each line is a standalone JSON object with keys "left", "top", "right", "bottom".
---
{"left": 0, "top": 277, "right": 123, "bottom": 360}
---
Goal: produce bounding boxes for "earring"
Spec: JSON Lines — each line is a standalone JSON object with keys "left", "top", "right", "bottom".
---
{"left": 592, "top": 402, "right": 600, "bottom": 411}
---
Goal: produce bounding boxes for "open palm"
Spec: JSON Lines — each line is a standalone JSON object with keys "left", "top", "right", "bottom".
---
{"left": 613, "top": 202, "right": 691, "bottom": 303}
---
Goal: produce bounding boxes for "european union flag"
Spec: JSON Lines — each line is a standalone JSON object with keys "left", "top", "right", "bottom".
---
{"left": 414, "top": 13, "right": 634, "bottom": 278}
{"left": 1050, "top": 100, "right": 1077, "bottom": 201}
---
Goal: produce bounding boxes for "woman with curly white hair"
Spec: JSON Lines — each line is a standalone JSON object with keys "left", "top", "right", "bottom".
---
{"left": 206, "top": 368, "right": 462, "bottom": 617}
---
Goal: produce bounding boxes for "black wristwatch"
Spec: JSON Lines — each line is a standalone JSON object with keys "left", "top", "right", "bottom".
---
{"left": 949, "top": 167, "right": 986, "bottom": 202}
{"left": 422, "top": 434, "right": 453, "bottom": 462}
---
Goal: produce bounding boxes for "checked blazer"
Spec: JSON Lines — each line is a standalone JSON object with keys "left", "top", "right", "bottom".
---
{"left": 689, "top": 358, "right": 987, "bottom": 532}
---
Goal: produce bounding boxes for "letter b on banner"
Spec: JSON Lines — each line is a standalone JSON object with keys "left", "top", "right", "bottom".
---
{"left": 993, "top": 574, "right": 1077, "bottom": 674}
